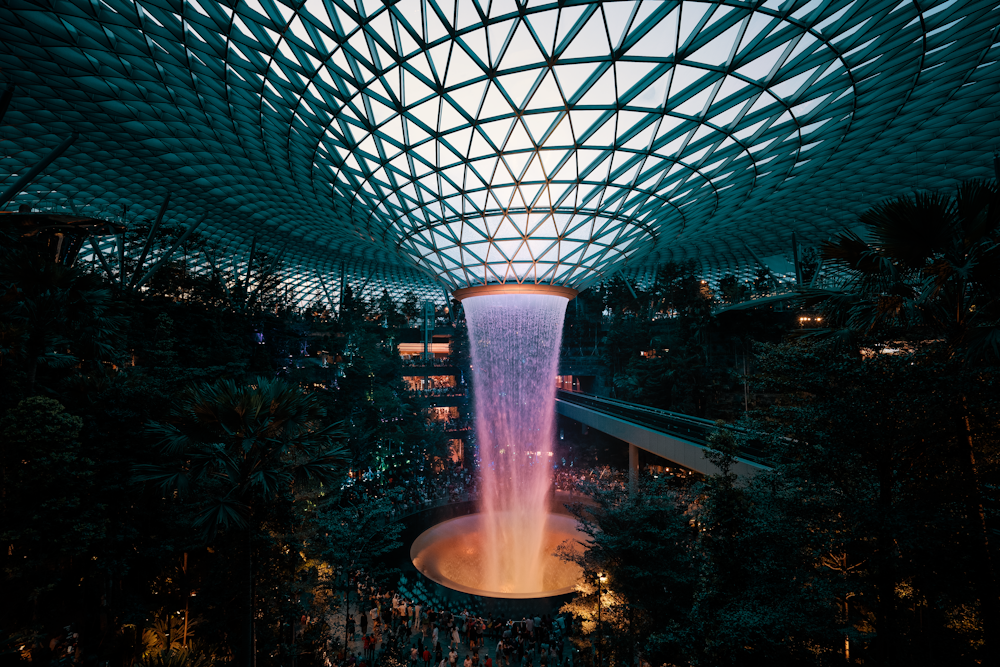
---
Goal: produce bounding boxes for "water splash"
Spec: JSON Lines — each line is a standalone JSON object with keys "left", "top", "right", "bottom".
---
{"left": 464, "top": 293, "right": 568, "bottom": 594}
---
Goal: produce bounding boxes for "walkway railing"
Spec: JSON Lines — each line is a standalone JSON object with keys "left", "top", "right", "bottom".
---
{"left": 555, "top": 390, "right": 773, "bottom": 467}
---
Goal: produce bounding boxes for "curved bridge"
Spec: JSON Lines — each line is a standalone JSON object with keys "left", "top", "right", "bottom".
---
{"left": 555, "top": 390, "right": 769, "bottom": 479}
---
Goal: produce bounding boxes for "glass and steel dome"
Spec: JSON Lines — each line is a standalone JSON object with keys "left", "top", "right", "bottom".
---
{"left": 1, "top": 0, "right": 999, "bottom": 293}
{"left": 331, "top": 0, "right": 859, "bottom": 289}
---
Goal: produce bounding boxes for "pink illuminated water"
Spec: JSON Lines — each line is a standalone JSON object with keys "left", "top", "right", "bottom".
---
{"left": 463, "top": 293, "right": 569, "bottom": 594}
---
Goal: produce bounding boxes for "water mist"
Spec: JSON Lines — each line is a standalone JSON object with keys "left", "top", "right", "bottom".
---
{"left": 463, "top": 292, "right": 568, "bottom": 594}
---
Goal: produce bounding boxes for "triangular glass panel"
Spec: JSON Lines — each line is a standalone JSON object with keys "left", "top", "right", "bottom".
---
{"left": 554, "top": 62, "right": 603, "bottom": 102}
{"left": 479, "top": 118, "right": 514, "bottom": 149}
{"left": 626, "top": 7, "right": 678, "bottom": 58}
{"left": 524, "top": 70, "right": 563, "bottom": 111}
{"left": 672, "top": 84, "right": 713, "bottom": 117}
{"left": 678, "top": 1, "right": 711, "bottom": 49}
{"left": 460, "top": 27, "right": 490, "bottom": 67}
{"left": 555, "top": 4, "right": 588, "bottom": 51}
{"left": 488, "top": 18, "right": 517, "bottom": 67}
{"left": 631, "top": 69, "right": 671, "bottom": 109}
{"left": 602, "top": 1, "right": 636, "bottom": 50}
{"left": 544, "top": 115, "right": 575, "bottom": 147}
{"left": 499, "top": 20, "right": 545, "bottom": 71}
{"left": 439, "top": 99, "right": 467, "bottom": 131}
{"left": 448, "top": 78, "right": 488, "bottom": 116}
{"left": 504, "top": 120, "right": 534, "bottom": 151}
{"left": 615, "top": 61, "right": 657, "bottom": 97}
{"left": 687, "top": 22, "right": 741, "bottom": 67}
{"left": 575, "top": 68, "right": 616, "bottom": 107}
{"left": 560, "top": 9, "right": 610, "bottom": 59}
{"left": 527, "top": 8, "right": 559, "bottom": 56}
{"left": 403, "top": 68, "right": 435, "bottom": 106}
{"left": 735, "top": 42, "right": 787, "bottom": 81}
{"left": 523, "top": 111, "right": 560, "bottom": 143}
{"left": 496, "top": 69, "right": 542, "bottom": 109}
{"left": 446, "top": 42, "right": 484, "bottom": 87}
{"left": 480, "top": 82, "right": 512, "bottom": 119}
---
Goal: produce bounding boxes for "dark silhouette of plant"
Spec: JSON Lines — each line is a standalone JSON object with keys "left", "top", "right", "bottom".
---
{"left": 0, "top": 238, "right": 123, "bottom": 394}
{"left": 135, "top": 376, "right": 349, "bottom": 666}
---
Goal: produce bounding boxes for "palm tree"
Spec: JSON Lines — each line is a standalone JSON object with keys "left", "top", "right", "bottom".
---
{"left": 134, "top": 376, "right": 349, "bottom": 667}
{"left": 800, "top": 177, "right": 1000, "bottom": 665}
{"left": 802, "top": 179, "right": 1000, "bottom": 356}
{"left": 0, "top": 233, "right": 123, "bottom": 394}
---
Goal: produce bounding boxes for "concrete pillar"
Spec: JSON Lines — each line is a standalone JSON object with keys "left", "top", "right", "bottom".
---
{"left": 628, "top": 443, "right": 639, "bottom": 496}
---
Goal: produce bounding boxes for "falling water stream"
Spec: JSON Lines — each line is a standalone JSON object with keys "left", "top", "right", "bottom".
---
{"left": 464, "top": 293, "right": 570, "bottom": 594}
{"left": 410, "top": 292, "right": 583, "bottom": 598}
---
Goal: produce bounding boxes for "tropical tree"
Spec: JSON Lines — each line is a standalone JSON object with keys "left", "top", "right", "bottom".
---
{"left": 805, "top": 179, "right": 1000, "bottom": 356}
{"left": 312, "top": 495, "right": 402, "bottom": 656}
{"left": 134, "top": 377, "right": 350, "bottom": 666}
{"left": 561, "top": 477, "right": 697, "bottom": 667}
{"left": 0, "top": 236, "right": 123, "bottom": 395}
{"left": 801, "top": 178, "right": 1000, "bottom": 664}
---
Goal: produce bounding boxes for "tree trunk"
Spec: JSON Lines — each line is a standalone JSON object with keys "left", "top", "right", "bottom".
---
{"left": 241, "top": 527, "right": 254, "bottom": 667}
{"left": 875, "top": 458, "right": 897, "bottom": 666}
{"left": 344, "top": 572, "right": 351, "bottom": 659}
{"left": 958, "top": 396, "right": 1000, "bottom": 667}
{"left": 26, "top": 355, "right": 38, "bottom": 395}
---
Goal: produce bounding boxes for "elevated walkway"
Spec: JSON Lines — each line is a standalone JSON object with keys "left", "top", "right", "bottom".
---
{"left": 555, "top": 390, "right": 769, "bottom": 477}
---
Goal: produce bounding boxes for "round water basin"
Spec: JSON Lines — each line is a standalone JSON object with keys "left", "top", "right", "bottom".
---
{"left": 410, "top": 512, "right": 585, "bottom": 599}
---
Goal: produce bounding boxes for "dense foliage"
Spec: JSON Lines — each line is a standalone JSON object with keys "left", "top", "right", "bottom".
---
{"left": 563, "top": 178, "right": 1000, "bottom": 667}
{"left": 0, "top": 227, "right": 455, "bottom": 667}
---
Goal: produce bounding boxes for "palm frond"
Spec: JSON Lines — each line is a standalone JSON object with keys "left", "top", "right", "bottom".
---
{"left": 962, "top": 324, "right": 1000, "bottom": 362}
{"left": 955, "top": 178, "right": 1000, "bottom": 242}
{"left": 247, "top": 467, "right": 290, "bottom": 496}
{"left": 821, "top": 231, "right": 881, "bottom": 273}
{"left": 295, "top": 451, "right": 350, "bottom": 485}
{"left": 145, "top": 421, "right": 199, "bottom": 455}
{"left": 133, "top": 466, "right": 192, "bottom": 497}
{"left": 861, "top": 191, "right": 954, "bottom": 268}
{"left": 192, "top": 496, "right": 249, "bottom": 535}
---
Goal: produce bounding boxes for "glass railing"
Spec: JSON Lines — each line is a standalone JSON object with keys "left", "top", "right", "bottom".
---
{"left": 555, "top": 390, "right": 773, "bottom": 467}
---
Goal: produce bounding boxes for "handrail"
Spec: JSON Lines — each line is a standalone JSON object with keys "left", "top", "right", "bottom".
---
{"left": 557, "top": 390, "right": 718, "bottom": 428}
{"left": 555, "top": 390, "right": 773, "bottom": 467}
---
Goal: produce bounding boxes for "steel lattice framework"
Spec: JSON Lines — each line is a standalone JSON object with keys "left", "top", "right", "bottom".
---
{"left": 1, "top": 0, "right": 999, "bottom": 294}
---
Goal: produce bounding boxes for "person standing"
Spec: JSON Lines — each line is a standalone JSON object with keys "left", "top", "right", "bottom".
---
{"left": 432, "top": 624, "right": 439, "bottom": 648}
{"left": 423, "top": 647, "right": 431, "bottom": 667}
{"left": 451, "top": 627, "right": 460, "bottom": 651}
{"left": 361, "top": 610, "right": 369, "bottom": 637}
{"left": 415, "top": 603, "right": 423, "bottom": 634}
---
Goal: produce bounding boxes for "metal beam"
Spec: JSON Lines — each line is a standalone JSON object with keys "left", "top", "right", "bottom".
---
{"left": 134, "top": 215, "right": 205, "bottom": 289}
{"left": 0, "top": 82, "right": 14, "bottom": 126}
{"left": 89, "top": 235, "right": 120, "bottom": 286}
{"left": 317, "top": 270, "right": 337, "bottom": 313}
{"left": 791, "top": 232, "right": 803, "bottom": 285}
{"left": 131, "top": 193, "right": 170, "bottom": 288}
{"left": 743, "top": 241, "right": 782, "bottom": 290}
{"left": 0, "top": 132, "right": 78, "bottom": 208}
{"left": 809, "top": 259, "right": 824, "bottom": 288}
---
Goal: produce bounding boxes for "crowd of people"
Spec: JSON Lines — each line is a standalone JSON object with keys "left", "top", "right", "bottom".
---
{"left": 553, "top": 465, "right": 694, "bottom": 495}
{"left": 340, "top": 464, "right": 479, "bottom": 518}
{"left": 336, "top": 584, "right": 577, "bottom": 667}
